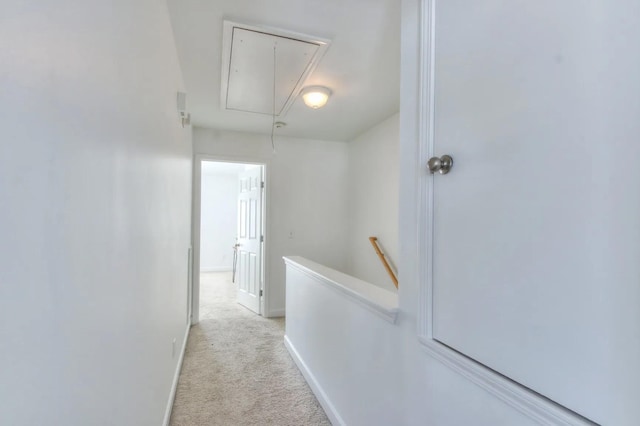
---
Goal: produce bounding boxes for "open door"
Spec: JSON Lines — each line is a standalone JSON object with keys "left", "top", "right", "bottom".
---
{"left": 235, "top": 166, "right": 263, "bottom": 314}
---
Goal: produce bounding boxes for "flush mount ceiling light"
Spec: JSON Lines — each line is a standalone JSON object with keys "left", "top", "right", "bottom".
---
{"left": 301, "top": 86, "right": 332, "bottom": 109}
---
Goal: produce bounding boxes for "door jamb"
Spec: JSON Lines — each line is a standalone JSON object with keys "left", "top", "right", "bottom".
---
{"left": 191, "top": 153, "right": 270, "bottom": 325}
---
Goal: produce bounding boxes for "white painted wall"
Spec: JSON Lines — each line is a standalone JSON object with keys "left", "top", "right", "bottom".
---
{"left": 281, "top": 0, "right": 553, "bottom": 424}
{"left": 200, "top": 172, "right": 238, "bottom": 271}
{"left": 285, "top": 260, "right": 538, "bottom": 426}
{"left": 0, "top": 1, "right": 192, "bottom": 425}
{"left": 194, "top": 129, "right": 349, "bottom": 316}
{"left": 346, "top": 113, "right": 399, "bottom": 291}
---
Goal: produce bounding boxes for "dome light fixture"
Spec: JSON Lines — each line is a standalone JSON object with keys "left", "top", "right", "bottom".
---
{"left": 301, "top": 86, "right": 332, "bottom": 109}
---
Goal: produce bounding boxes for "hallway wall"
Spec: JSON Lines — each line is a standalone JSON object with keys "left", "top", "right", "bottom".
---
{"left": 346, "top": 113, "right": 399, "bottom": 291}
{"left": 200, "top": 172, "right": 237, "bottom": 271}
{"left": 194, "top": 128, "right": 349, "bottom": 316}
{"left": 0, "top": 1, "right": 192, "bottom": 425}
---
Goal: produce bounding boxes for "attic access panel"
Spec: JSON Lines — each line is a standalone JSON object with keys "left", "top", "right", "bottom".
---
{"left": 221, "top": 21, "right": 330, "bottom": 117}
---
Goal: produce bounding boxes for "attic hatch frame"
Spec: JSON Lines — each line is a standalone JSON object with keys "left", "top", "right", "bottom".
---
{"left": 220, "top": 20, "right": 331, "bottom": 117}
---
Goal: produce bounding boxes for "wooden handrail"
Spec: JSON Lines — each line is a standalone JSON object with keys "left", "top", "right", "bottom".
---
{"left": 369, "top": 237, "right": 398, "bottom": 288}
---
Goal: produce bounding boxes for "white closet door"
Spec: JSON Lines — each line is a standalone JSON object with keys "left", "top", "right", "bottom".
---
{"left": 430, "top": 1, "right": 640, "bottom": 424}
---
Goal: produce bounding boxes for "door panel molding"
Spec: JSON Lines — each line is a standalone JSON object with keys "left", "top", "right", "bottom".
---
{"left": 415, "top": 1, "right": 592, "bottom": 424}
{"left": 236, "top": 166, "right": 263, "bottom": 314}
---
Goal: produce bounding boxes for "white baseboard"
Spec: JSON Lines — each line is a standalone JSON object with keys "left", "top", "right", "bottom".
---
{"left": 200, "top": 266, "right": 232, "bottom": 272}
{"left": 284, "top": 335, "right": 345, "bottom": 426}
{"left": 162, "top": 323, "right": 190, "bottom": 426}
{"left": 266, "top": 308, "right": 285, "bottom": 318}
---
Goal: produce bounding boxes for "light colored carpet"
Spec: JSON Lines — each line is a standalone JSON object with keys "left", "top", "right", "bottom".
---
{"left": 169, "top": 272, "right": 331, "bottom": 426}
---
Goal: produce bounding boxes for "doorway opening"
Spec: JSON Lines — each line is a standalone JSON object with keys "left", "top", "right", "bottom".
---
{"left": 192, "top": 158, "right": 267, "bottom": 324}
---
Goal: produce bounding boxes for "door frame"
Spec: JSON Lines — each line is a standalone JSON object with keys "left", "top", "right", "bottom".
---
{"left": 191, "top": 153, "right": 269, "bottom": 324}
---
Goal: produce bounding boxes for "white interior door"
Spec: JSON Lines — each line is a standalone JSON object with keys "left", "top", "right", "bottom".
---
{"left": 430, "top": 1, "right": 640, "bottom": 424}
{"left": 236, "top": 166, "right": 263, "bottom": 314}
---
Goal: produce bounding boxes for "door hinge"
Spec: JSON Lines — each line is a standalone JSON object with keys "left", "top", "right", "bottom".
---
{"left": 259, "top": 289, "right": 263, "bottom": 297}
{"left": 260, "top": 235, "right": 264, "bottom": 242}
{"left": 261, "top": 181, "right": 265, "bottom": 189}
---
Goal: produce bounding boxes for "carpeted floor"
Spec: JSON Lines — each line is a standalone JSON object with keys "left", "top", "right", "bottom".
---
{"left": 169, "top": 272, "right": 331, "bottom": 426}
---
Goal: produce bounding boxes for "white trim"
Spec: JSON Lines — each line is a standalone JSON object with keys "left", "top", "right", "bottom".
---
{"left": 266, "top": 308, "right": 285, "bottom": 318}
{"left": 284, "top": 335, "right": 346, "bottom": 426}
{"left": 418, "top": 338, "right": 593, "bottom": 425}
{"left": 283, "top": 256, "right": 398, "bottom": 324}
{"left": 415, "top": 1, "right": 594, "bottom": 425}
{"left": 191, "top": 155, "right": 202, "bottom": 324}
{"left": 162, "top": 324, "right": 190, "bottom": 426}
{"left": 187, "top": 246, "right": 192, "bottom": 326}
{"left": 416, "top": 0, "right": 435, "bottom": 341}
{"left": 192, "top": 154, "right": 271, "bottom": 324}
{"left": 200, "top": 266, "right": 233, "bottom": 273}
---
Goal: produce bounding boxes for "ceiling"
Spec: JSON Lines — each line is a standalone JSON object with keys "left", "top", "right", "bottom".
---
{"left": 166, "top": 0, "right": 400, "bottom": 141}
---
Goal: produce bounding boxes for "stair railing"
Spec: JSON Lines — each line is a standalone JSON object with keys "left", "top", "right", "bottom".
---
{"left": 369, "top": 236, "right": 398, "bottom": 289}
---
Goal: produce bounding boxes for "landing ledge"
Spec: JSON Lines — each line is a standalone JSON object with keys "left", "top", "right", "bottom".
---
{"left": 283, "top": 256, "right": 399, "bottom": 324}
